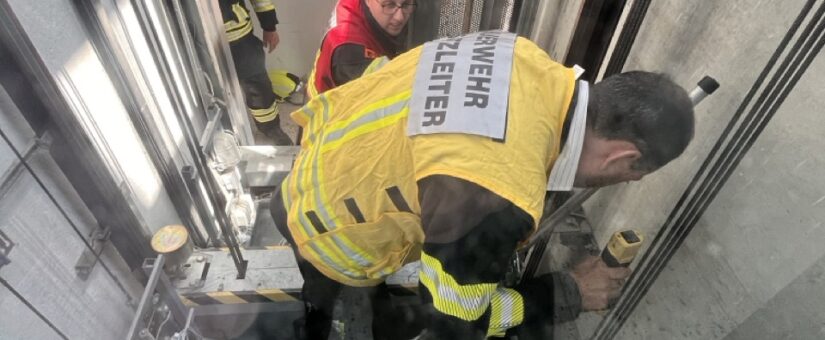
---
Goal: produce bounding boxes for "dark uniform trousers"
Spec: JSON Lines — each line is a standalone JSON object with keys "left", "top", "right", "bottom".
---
{"left": 229, "top": 34, "right": 282, "bottom": 134}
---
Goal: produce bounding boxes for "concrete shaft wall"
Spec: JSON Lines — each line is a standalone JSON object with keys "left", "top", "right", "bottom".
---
{"left": 260, "top": 0, "right": 339, "bottom": 77}
{"left": 580, "top": 0, "right": 825, "bottom": 339}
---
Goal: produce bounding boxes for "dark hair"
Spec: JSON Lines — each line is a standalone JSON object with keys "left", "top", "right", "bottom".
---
{"left": 587, "top": 71, "right": 695, "bottom": 171}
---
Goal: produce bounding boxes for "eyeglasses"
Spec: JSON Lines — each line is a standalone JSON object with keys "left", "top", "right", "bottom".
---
{"left": 380, "top": 1, "right": 417, "bottom": 15}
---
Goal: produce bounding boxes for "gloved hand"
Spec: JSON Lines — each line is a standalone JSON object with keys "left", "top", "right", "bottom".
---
{"left": 569, "top": 255, "right": 631, "bottom": 311}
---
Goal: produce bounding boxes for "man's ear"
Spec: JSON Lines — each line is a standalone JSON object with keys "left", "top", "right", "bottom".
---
{"left": 600, "top": 146, "right": 641, "bottom": 171}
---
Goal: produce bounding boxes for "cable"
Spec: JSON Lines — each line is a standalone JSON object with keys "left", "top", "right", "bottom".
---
{"left": 0, "top": 125, "right": 135, "bottom": 305}
{"left": 616, "top": 2, "right": 825, "bottom": 328}
{"left": 614, "top": 0, "right": 822, "bottom": 319}
{"left": 604, "top": 7, "right": 824, "bottom": 338}
{"left": 603, "top": 0, "right": 652, "bottom": 77}
{"left": 593, "top": 0, "right": 823, "bottom": 337}
{"left": 0, "top": 276, "right": 69, "bottom": 340}
{"left": 607, "top": 35, "right": 825, "bottom": 340}
{"left": 612, "top": 12, "right": 825, "bottom": 338}
{"left": 146, "top": 305, "right": 157, "bottom": 336}
{"left": 155, "top": 310, "right": 171, "bottom": 339}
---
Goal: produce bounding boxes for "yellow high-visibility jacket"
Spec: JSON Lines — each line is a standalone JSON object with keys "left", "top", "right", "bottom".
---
{"left": 280, "top": 36, "right": 576, "bottom": 287}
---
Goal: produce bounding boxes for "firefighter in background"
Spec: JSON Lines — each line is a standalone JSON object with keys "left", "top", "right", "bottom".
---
{"left": 308, "top": 0, "right": 416, "bottom": 97}
{"left": 271, "top": 31, "right": 695, "bottom": 339}
{"left": 220, "top": 0, "right": 292, "bottom": 145}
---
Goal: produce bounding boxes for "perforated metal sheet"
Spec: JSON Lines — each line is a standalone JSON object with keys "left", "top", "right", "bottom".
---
{"left": 438, "top": 0, "right": 469, "bottom": 37}
{"left": 470, "top": 0, "right": 484, "bottom": 32}
{"left": 436, "top": 0, "right": 516, "bottom": 37}
{"left": 498, "top": 0, "right": 515, "bottom": 31}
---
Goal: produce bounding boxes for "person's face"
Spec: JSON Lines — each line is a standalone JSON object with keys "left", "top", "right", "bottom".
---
{"left": 366, "top": 0, "right": 415, "bottom": 36}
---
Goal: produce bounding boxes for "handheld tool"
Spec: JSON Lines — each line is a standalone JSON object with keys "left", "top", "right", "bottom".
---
{"left": 601, "top": 230, "right": 644, "bottom": 268}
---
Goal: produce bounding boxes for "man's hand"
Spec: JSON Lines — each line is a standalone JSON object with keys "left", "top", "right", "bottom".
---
{"left": 262, "top": 30, "right": 279, "bottom": 53}
{"left": 569, "top": 256, "right": 631, "bottom": 311}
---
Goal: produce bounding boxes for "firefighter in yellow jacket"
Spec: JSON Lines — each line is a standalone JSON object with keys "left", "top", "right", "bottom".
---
{"left": 270, "top": 31, "right": 695, "bottom": 339}
{"left": 220, "top": 0, "right": 292, "bottom": 144}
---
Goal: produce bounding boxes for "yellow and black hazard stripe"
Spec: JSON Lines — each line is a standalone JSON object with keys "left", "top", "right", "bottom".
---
{"left": 181, "top": 285, "right": 418, "bottom": 307}
{"left": 220, "top": 245, "right": 293, "bottom": 251}
{"left": 181, "top": 288, "right": 302, "bottom": 306}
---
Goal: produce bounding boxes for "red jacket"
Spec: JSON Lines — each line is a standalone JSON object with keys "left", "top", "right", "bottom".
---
{"left": 312, "top": 0, "right": 389, "bottom": 94}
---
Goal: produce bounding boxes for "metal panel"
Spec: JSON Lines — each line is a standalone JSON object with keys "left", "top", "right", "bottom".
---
{"left": 239, "top": 145, "right": 299, "bottom": 188}
{"left": 0, "top": 0, "right": 188, "bottom": 270}
{"left": 171, "top": 0, "right": 255, "bottom": 147}
{"left": 0, "top": 149, "right": 140, "bottom": 339}
{"left": 480, "top": 0, "right": 516, "bottom": 31}
{"left": 129, "top": 0, "right": 249, "bottom": 275}
{"left": 0, "top": 283, "right": 65, "bottom": 340}
{"left": 438, "top": 0, "right": 469, "bottom": 38}
{"left": 0, "top": 85, "right": 36, "bottom": 190}
{"left": 73, "top": 0, "right": 217, "bottom": 249}
{"left": 173, "top": 248, "right": 420, "bottom": 301}
{"left": 469, "top": 0, "right": 484, "bottom": 32}
{"left": 436, "top": 0, "right": 517, "bottom": 37}
{"left": 127, "top": 255, "right": 195, "bottom": 340}
{"left": 515, "top": 0, "right": 585, "bottom": 60}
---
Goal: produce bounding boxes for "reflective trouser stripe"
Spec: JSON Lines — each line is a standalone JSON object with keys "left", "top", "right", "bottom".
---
{"left": 250, "top": 101, "right": 278, "bottom": 122}
{"left": 252, "top": 0, "right": 275, "bottom": 12}
{"left": 224, "top": 21, "right": 252, "bottom": 42}
{"left": 419, "top": 252, "right": 497, "bottom": 321}
{"left": 487, "top": 288, "right": 525, "bottom": 337}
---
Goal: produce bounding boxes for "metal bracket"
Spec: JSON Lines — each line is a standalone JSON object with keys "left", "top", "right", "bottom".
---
{"left": 198, "top": 102, "right": 225, "bottom": 153}
{"left": 174, "top": 308, "right": 202, "bottom": 340}
{"left": 74, "top": 224, "right": 111, "bottom": 280}
{"left": 0, "top": 137, "right": 45, "bottom": 197}
{"left": 127, "top": 255, "right": 196, "bottom": 340}
{"left": 0, "top": 228, "right": 14, "bottom": 269}
{"left": 181, "top": 166, "right": 220, "bottom": 247}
